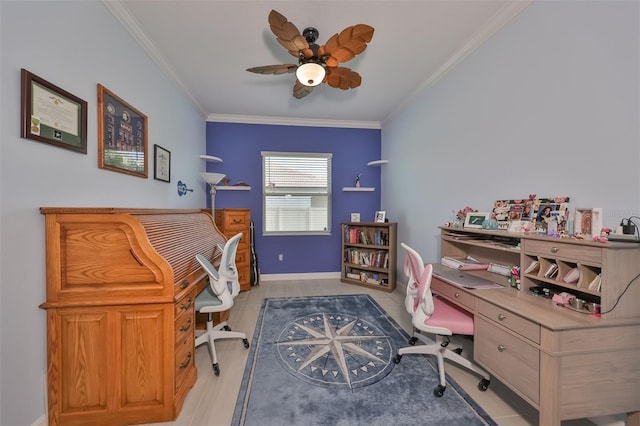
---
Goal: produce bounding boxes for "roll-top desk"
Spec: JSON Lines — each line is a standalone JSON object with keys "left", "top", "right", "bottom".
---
{"left": 434, "top": 227, "right": 640, "bottom": 425}
{"left": 39, "top": 208, "right": 227, "bottom": 426}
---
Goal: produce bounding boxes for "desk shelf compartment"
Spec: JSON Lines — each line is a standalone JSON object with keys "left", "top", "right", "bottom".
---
{"left": 523, "top": 255, "right": 602, "bottom": 298}
{"left": 341, "top": 222, "right": 396, "bottom": 292}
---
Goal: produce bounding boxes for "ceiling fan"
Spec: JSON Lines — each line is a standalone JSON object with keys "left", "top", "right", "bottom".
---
{"left": 246, "top": 10, "right": 374, "bottom": 99}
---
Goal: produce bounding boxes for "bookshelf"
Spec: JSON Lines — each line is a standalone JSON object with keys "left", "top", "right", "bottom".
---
{"left": 341, "top": 222, "right": 397, "bottom": 292}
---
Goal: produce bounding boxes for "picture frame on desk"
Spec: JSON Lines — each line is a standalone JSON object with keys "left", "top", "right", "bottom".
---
{"left": 374, "top": 211, "right": 386, "bottom": 223}
{"left": 464, "top": 212, "right": 491, "bottom": 229}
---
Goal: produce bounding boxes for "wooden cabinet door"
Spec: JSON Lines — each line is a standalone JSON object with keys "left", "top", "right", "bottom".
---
{"left": 47, "top": 304, "right": 173, "bottom": 425}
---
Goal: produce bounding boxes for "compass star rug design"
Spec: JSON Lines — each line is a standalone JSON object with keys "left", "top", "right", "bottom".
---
{"left": 232, "top": 294, "right": 495, "bottom": 426}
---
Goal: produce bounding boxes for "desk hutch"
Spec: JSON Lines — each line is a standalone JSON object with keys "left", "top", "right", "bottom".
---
{"left": 434, "top": 226, "right": 640, "bottom": 425}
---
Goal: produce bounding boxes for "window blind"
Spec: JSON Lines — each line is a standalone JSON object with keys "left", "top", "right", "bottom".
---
{"left": 262, "top": 151, "right": 332, "bottom": 234}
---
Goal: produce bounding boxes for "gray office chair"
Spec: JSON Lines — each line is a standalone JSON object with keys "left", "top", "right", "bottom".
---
{"left": 194, "top": 233, "right": 249, "bottom": 376}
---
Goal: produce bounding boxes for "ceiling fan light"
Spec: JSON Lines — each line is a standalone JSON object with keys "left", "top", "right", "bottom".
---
{"left": 296, "top": 63, "right": 325, "bottom": 87}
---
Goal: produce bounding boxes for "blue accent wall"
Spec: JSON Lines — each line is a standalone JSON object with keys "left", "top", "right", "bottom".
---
{"left": 206, "top": 122, "right": 381, "bottom": 274}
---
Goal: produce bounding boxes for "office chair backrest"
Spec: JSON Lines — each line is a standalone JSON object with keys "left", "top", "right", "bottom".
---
{"left": 401, "top": 243, "right": 435, "bottom": 322}
{"left": 195, "top": 232, "right": 242, "bottom": 305}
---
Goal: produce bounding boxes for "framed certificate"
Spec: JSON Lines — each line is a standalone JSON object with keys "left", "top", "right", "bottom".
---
{"left": 153, "top": 144, "right": 171, "bottom": 182}
{"left": 97, "top": 84, "right": 148, "bottom": 178}
{"left": 20, "top": 69, "right": 87, "bottom": 154}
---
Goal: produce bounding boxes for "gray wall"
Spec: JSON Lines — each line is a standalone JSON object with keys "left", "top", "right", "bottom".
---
{"left": 0, "top": 1, "right": 207, "bottom": 424}
{"left": 382, "top": 1, "right": 639, "bottom": 267}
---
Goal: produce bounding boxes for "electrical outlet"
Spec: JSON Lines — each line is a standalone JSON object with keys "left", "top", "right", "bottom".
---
{"left": 278, "top": 254, "right": 283, "bottom": 261}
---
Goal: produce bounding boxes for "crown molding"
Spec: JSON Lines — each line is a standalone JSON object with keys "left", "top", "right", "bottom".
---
{"left": 383, "top": 0, "right": 532, "bottom": 125}
{"left": 102, "top": 0, "right": 207, "bottom": 117}
{"left": 206, "top": 114, "right": 381, "bottom": 129}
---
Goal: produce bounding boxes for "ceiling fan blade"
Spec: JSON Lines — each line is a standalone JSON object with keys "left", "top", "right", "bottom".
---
{"left": 325, "top": 67, "right": 362, "bottom": 90}
{"left": 246, "top": 64, "right": 297, "bottom": 75}
{"left": 320, "top": 24, "right": 374, "bottom": 65}
{"left": 268, "top": 10, "right": 309, "bottom": 57}
{"left": 293, "top": 80, "right": 314, "bottom": 99}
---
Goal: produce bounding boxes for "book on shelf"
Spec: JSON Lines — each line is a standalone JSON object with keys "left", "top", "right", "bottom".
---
{"left": 487, "top": 262, "right": 512, "bottom": 276}
{"left": 523, "top": 260, "right": 539, "bottom": 274}
{"left": 543, "top": 263, "right": 559, "bottom": 279}
{"left": 441, "top": 256, "right": 489, "bottom": 271}
{"left": 588, "top": 274, "right": 602, "bottom": 291}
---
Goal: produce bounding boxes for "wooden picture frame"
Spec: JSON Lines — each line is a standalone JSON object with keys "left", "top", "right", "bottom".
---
{"left": 374, "top": 211, "right": 386, "bottom": 223}
{"left": 464, "top": 212, "right": 491, "bottom": 229}
{"left": 20, "top": 69, "right": 87, "bottom": 154}
{"left": 575, "top": 208, "right": 603, "bottom": 237}
{"left": 97, "top": 84, "right": 148, "bottom": 178}
{"left": 153, "top": 144, "right": 171, "bottom": 182}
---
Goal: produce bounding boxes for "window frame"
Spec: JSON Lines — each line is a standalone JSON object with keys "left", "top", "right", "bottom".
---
{"left": 262, "top": 151, "right": 332, "bottom": 236}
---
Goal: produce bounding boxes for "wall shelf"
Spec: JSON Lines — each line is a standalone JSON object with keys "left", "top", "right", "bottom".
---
{"left": 342, "top": 187, "right": 375, "bottom": 192}
{"left": 200, "top": 154, "right": 223, "bottom": 163}
{"left": 215, "top": 186, "right": 251, "bottom": 191}
{"left": 367, "top": 160, "right": 389, "bottom": 166}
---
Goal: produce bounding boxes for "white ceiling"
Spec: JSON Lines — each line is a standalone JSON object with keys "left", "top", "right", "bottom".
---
{"left": 106, "top": 1, "right": 530, "bottom": 127}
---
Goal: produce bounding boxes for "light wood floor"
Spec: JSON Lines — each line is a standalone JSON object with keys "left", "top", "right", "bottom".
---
{"left": 143, "top": 278, "right": 604, "bottom": 426}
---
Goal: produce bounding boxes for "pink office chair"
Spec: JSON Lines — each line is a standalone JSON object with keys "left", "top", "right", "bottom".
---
{"left": 393, "top": 242, "right": 491, "bottom": 397}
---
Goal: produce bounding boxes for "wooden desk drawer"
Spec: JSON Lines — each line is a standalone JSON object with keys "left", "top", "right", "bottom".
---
{"left": 174, "top": 293, "right": 194, "bottom": 319}
{"left": 216, "top": 210, "right": 249, "bottom": 230}
{"left": 236, "top": 248, "right": 249, "bottom": 266}
{"left": 524, "top": 240, "right": 601, "bottom": 265}
{"left": 175, "top": 290, "right": 195, "bottom": 346}
{"left": 174, "top": 342, "right": 194, "bottom": 392}
{"left": 476, "top": 316, "right": 540, "bottom": 405}
{"left": 478, "top": 299, "right": 540, "bottom": 344}
{"left": 431, "top": 277, "right": 476, "bottom": 311}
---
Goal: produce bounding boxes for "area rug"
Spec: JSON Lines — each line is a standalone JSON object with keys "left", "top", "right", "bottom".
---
{"left": 232, "top": 294, "right": 496, "bottom": 426}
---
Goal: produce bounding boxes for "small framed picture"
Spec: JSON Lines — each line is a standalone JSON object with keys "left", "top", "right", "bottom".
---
{"left": 464, "top": 212, "right": 491, "bottom": 229}
{"left": 350, "top": 213, "right": 361, "bottom": 222}
{"left": 153, "top": 144, "right": 171, "bottom": 182}
{"left": 374, "top": 211, "right": 386, "bottom": 223}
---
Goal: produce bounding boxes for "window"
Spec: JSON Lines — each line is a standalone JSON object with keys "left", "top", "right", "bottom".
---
{"left": 262, "top": 151, "right": 332, "bottom": 235}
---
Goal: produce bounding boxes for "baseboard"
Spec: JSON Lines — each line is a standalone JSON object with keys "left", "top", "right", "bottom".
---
{"left": 32, "top": 414, "right": 46, "bottom": 426}
{"left": 259, "top": 272, "right": 340, "bottom": 281}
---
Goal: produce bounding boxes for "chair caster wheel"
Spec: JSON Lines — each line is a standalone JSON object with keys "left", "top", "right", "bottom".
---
{"left": 213, "top": 363, "right": 220, "bottom": 376}
{"left": 478, "top": 378, "right": 490, "bottom": 391}
{"left": 224, "top": 325, "right": 231, "bottom": 331}
{"left": 408, "top": 337, "right": 418, "bottom": 345}
{"left": 243, "top": 338, "right": 250, "bottom": 348}
{"left": 433, "top": 384, "right": 446, "bottom": 397}
{"left": 393, "top": 354, "right": 402, "bottom": 364}
{"left": 453, "top": 347, "right": 463, "bottom": 355}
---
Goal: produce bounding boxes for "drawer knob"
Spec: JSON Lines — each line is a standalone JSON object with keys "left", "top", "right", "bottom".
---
{"left": 498, "top": 314, "right": 506, "bottom": 321}
{"left": 551, "top": 247, "right": 559, "bottom": 253}
{"left": 180, "top": 280, "right": 189, "bottom": 289}
{"left": 179, "top": 352, "right": 192, "bottom": 369}
{"left": 454, "top": 292, "right": 460, "bottom": 298}
{"left": 180, "top": 318, "right": 192, "bottom": 332}
{"left": 180, "top": 298, "right": 193, "bottom": 311}
{"left": 498, "top": 344, "right": 506, "bottom": 352}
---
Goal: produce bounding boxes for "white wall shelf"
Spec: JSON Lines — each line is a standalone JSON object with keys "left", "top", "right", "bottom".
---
{"left": 200, "top": 154, "right": 223, "bottom": 163}
{"left": 367, "top": 160, "right": 389, "bottom": 166}
{"left": 342, "top": 187, "right": 375, "bottom": 192}
{"left": 215, "top": 186, "right": 251, "bottom": 191}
